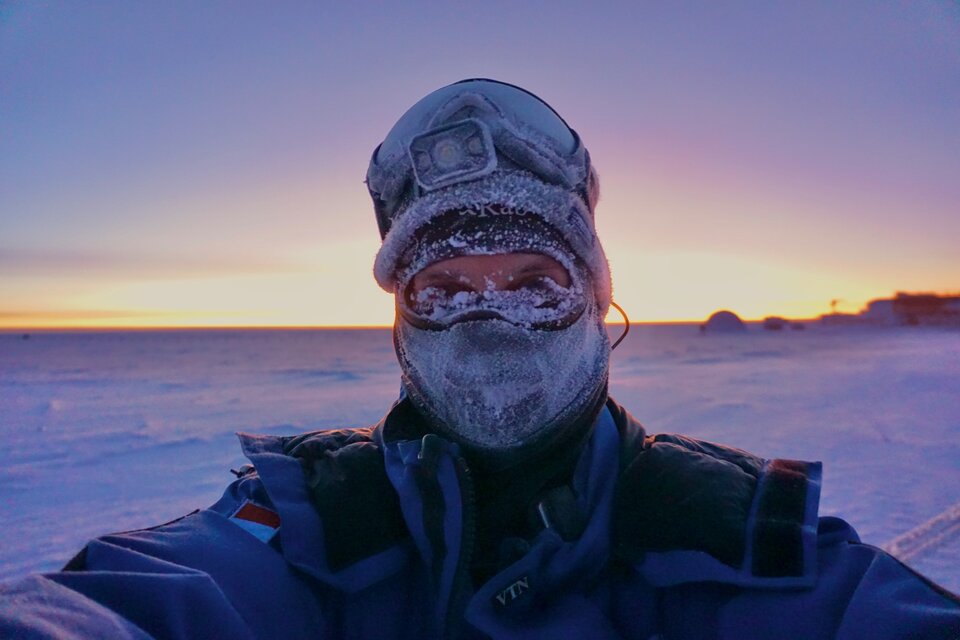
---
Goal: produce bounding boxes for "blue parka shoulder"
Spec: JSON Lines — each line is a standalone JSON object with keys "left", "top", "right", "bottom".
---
{"left": 1, "top": 398, "right": 958, "bottom": 639}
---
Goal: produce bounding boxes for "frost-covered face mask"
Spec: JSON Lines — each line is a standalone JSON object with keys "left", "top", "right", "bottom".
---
{"left": 394, "top": 274, "right": 610, "bottom": 459}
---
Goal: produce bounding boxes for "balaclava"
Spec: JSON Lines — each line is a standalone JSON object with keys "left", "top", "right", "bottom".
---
{"left": 367, "top": 79, "right": 613, "bottom": 467}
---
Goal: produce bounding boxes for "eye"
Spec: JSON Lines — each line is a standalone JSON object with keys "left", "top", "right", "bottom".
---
{"left": 506, "top": 274, "right": 559, "bottom": 293}
{"left": 406, "top": 278, "right": 473, "bottom": 307}
{"left": 434, "top": 282, "right": 473, "bottom": 296}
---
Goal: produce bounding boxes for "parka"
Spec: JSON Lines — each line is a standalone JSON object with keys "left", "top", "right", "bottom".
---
{"left": 1, "top": 398, "right": 958, "bottom": 639}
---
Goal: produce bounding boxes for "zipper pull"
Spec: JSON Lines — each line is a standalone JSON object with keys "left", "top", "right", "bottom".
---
{"left": 418, "top": 433, "right": 444, "bottom": 473}
{"left": 535, "top": 485, "right": 586, "bottom": 542}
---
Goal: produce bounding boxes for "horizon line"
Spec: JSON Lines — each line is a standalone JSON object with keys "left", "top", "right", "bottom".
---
{"left": 0, "top": 318, "right": 826, "bottom": 333}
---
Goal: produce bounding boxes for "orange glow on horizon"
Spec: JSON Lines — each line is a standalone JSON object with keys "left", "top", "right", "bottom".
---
{"left": 2, "top": 202, "right": 954, "bottom": 330}
{"left": 2, "top": 249, "right": 953, "bottom": 330}
{"left": 0, "top": 294, "right": 905, "bottom": 330}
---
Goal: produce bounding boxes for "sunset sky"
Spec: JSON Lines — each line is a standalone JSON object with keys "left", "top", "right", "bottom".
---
{"left": 1, "top": 2, "right": 958, "bottom": 328}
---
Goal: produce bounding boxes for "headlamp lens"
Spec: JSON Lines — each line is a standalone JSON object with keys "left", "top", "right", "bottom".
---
{"left": 408, "top": 119, "right": 497, "bottom": 190}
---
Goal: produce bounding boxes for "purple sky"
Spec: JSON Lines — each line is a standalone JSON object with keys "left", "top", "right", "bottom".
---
{"left": 1, "top": 2, "right": 958, "bottom": 326}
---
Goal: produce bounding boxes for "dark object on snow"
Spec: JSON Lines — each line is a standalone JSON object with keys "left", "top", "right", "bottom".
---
{"left": 704, "top": 310, "right": 747, "bottom": 333}
{"left": 763, "top": 316, "right": 786, "bottom": 331}
{"left": 892, "top": 292, "right": 960, "bottom": 327}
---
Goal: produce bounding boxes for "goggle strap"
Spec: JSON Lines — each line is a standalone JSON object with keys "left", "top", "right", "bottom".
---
{"left": 492, "top": 120, "right": 582, "bottom": 188}
{"left": 426, "top": 91, "right": 504, "bottom": 130}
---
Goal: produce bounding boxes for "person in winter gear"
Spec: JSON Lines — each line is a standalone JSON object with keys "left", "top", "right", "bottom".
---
{"left": 1, "top": 78, "right": 958, "bottom": 640}
{"left": 369, "top": 79, "right": 612, "bottom": 473}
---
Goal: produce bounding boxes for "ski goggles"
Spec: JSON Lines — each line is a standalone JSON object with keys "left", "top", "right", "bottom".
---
{"left": 398, "top": 276, "right": 588, "bottom": 332}
{"left": 366, "top": 78, "right": 594, "bottom": 239}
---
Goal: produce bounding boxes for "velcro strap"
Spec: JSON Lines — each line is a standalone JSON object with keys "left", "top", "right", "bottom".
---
{"left": 751, "top": 459, "right": 812, "bottom": 577}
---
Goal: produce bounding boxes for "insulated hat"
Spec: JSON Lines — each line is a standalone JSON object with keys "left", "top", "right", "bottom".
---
{"left": 394, "top": 206, "right": 584, "bottom": 293}
{"left": 367, "top": 78, "right": 612, "bottom": 315}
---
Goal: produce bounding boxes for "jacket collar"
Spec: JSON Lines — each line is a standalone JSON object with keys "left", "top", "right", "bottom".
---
{"left": 236, "top": 398, "right": 621, "bottom": 604}
{"left": 237, "top": 426, "right": 411, "bottom": 594}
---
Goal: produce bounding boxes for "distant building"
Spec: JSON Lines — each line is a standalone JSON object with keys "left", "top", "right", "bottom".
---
{"left": 763, "top": 316, "right": 786, "bottom": 331}
{"left": 891, "top": 292, "right": 960, "bottom": 326}
{"left": 862, "top": 299, "right": 895, "bottom": 325}
{"left": 701, "top": 310, "right": 747, "bottom": 333}
{"left": 819, "top": 312, "right": 865, "bottom": 327}
{"left": 819, "top": 292, "right": 960, "bottom": 327}
{"left": 762, "top": 316, "right": 807, "bottom": 331}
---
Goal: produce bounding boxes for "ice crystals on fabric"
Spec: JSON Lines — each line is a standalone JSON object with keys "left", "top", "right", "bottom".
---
{"left": 410, "top": 276, "right": 583, "bottom": 330}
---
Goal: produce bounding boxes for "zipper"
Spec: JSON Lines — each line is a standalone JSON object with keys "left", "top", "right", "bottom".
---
{"left": 444, "top": 455, "right": 476, "bottom": 639}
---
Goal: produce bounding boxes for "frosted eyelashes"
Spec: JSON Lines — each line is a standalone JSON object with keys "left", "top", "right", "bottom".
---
{"left": 401, "top": 277, "right": 587, "bottom": 331}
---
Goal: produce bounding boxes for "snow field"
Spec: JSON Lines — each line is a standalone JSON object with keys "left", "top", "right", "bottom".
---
{"left": 1, "top": 325, "right": 957, "bottom": 592}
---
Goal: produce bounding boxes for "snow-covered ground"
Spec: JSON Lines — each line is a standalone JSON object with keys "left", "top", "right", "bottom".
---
{"left": 1, "top": 325, "right": 957, "bottom": 592}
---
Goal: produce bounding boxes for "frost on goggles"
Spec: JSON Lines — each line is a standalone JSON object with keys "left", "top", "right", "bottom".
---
{"left": 400, "top": 272, "right": 587, "bottom": 331}
{"left": 367, "top": 79, "right": 590, "bottom": 238}
{"left": 378, "top": 79, "right": 577, "bottom": 164}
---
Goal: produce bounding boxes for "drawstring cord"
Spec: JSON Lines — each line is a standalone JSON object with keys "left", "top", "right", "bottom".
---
{"left": 610, "top": 300, "right": 630, "bottom": 350}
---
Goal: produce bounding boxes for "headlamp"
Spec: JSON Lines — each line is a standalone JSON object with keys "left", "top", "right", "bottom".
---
{"left": 408, "top": 119, "right": 497, "bottom": 191}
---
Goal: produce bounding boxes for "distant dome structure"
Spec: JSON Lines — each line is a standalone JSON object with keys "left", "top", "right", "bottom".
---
{"left": 702, "top": 310, "right": 747, "bottom": 333}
